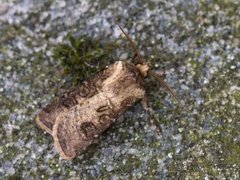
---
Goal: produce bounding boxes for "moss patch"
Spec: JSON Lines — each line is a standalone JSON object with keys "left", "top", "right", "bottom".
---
{"left": 52, "top": 33, "right": 119, "bottom": 86}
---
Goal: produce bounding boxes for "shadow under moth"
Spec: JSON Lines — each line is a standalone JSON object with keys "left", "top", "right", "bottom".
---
{"left": 36, "top": 23, "right": 179, "bottom": 160}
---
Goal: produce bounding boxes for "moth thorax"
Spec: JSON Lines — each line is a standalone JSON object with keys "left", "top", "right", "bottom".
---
{"left": 136, "top": 63, "right": 149, "bottom": 77}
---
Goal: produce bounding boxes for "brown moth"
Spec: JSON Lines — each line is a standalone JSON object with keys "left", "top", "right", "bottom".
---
{"left": 36, "top": 24, "right": 179, "bottom": 160}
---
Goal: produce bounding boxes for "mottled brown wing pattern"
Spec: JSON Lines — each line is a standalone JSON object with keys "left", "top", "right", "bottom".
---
{"left": 52, "top": 61, "right": 146, "bottom": 159}
{"left": 35, "top": 65, "right": 114, "bottom": 135}
{"left": 53, "top": 95, "right": 112, "bottom": 159}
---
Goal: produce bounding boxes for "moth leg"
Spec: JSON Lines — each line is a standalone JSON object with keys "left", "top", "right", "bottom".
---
{"left": 142, "top": 96, "right": 162, "bottom": 135}
{"left": 150, "top": 111, "right": 162, "bottom": 135}
{"left": 149, "top": 109, "right": 162, "bottom": 135}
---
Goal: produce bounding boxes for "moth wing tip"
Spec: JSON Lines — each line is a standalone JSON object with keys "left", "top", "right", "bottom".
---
{"left": 58, "top": 150, "right": 75, "bottom": 160}
{"left": 52, "top": 121, "right": 76, "bottom": 160}
{"left": 35, "top": 114, "right": 53, "bottom": 135}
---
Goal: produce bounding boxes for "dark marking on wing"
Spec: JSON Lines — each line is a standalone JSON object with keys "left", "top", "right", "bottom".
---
{"left": 60, "top": 96, "right": 78, "bottom": 108}
{"left": 53, "top": 111, "right": 103, "bottom": 159}
{"left": 36, "top": 99, "right": 62, "bottom": 134}
{"left": 96, "top": 105, "right": 110, "bottom": 112}
{"left": 42, "top": 104, "right": 53, "bottom": 114}
{"left": 98, "top": 114, "right": 112, "bottom": 125}
{"left": 78, "top": 83, "right": 90, "bottom": 97}
{"left": 94, "top": 66, "right": 114, "bottom": 89}
{"left": 56, "top": 122, "right": 68, "bottom": 152}
{"left": 54, "top": 116, "right": 77, "bottom": 159}
{"left": 78, "top": 122, "right": 97, "bottom": 138}
{"left": 36, "top": 70, "right": 107, "bottom": 134}
{"left": 121, "top": 96, "right": 136, "bottom": 107}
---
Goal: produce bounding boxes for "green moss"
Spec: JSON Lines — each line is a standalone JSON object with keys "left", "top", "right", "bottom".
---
{"left": 233, "top": 91, "right": 240, "bottom": 103}
{"left": 132, "top": 134, "right": 147, "bottom": 148}
{"left": 144, "top": 155, "right": 159, "bottom": 178}
{"left": 52, "top": 33, "right": 119, "bottom": 86}
{"left": 114, "top": 154, "right": 142, "bottom": 174}
{"left": 168, "top": 64, "right": 240, "bottom": 177}
{"left": 169, "top": 121, "right": 240, "bottom": 178}
{"left": 98, "top": 154, "right": 142, "bottom": 179}
{"left": 77, "top": 143, "right": 99, "bottom": 163}
{"left": 0, "top": 25, "right": 25, "bottom": 45}
{"left": 200, "top": 0, "right": 240, "bottom": 38}
{"left": 168, "top": 88, "right": 240, "bottom": 177}
{"left": 7, "top": 174, "right": 22, "bottom": 180}
{"left": 148, "top": 1, "right": 157, "bottom": 11}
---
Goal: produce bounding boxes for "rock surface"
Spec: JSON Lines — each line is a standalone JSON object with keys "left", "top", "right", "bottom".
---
{"left": 0, "top": 0, "right": 239, "bottom": 179}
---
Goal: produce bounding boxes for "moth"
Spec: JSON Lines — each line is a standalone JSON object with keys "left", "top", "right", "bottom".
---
{"left": 36, "top": 24, "right": 179, "bottom": 160}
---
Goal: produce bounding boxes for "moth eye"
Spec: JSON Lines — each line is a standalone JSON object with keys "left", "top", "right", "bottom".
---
{"left": 61, "top": 97, "right": 77, "bottom": 108}
{"left": 78, "top": 122, "right": 97, "bottom": 138}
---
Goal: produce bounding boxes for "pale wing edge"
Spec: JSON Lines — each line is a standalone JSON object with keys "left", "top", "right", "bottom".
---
{"left": 35, "top": 114, "right": 53, "bottom": 135}
{"left": 52, "top": 115, "right": 76, "bottom": 160}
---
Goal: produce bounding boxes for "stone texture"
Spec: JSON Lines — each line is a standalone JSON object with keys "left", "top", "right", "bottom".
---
{"left": 0, "top": 0, "right": 239, "bottom": 179}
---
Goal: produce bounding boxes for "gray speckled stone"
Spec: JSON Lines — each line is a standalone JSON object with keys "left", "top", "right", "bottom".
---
{"left": 0, "top": 0, "right": 239, "bottom": 179}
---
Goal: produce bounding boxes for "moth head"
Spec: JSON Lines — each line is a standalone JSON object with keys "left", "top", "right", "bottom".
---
{"left": 117, "top": 23, "right": 181, "bottom": 104}
{"left": 136, "top": 63, "right": 149, "bottom": 77}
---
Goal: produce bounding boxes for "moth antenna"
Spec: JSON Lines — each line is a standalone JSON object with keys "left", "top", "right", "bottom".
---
{"left": 117, "top": 23, "right": 144, "bottom": 64}
{"left": 149, "top": 71, "right": 183, "bottom": 106}
{"left": 116, "top": 21, "right": 182, "bottom": 106}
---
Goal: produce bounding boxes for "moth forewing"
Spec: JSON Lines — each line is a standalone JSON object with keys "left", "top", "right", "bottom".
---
{"left": 35, "top": 67, "right": 112, "bottom": 135}
{"left": 51, "top": 61, "right": 146, "bottom": 159}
